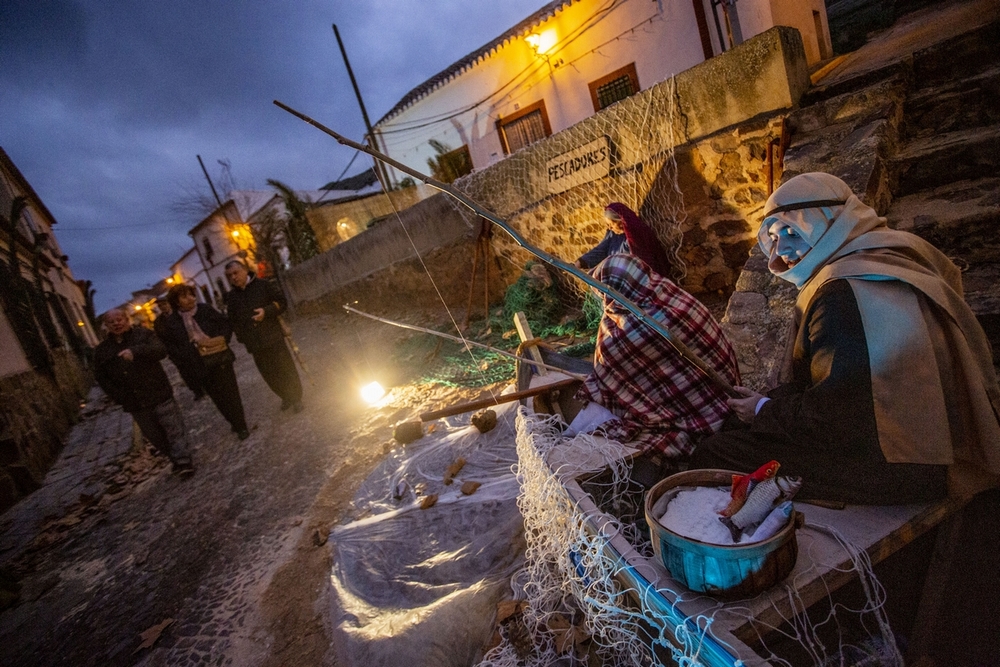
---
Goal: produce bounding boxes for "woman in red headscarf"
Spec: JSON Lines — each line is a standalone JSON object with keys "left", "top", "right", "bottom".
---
{"left": 576, "top": 203, "right": 674, "bottom": 279}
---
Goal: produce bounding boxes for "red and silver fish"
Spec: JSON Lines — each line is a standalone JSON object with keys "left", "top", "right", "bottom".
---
{"left": 720, "top": 475, "right": 802, "bottom": 542}
{"left": 719, "top": 460, "right": 780, "bottom": 518}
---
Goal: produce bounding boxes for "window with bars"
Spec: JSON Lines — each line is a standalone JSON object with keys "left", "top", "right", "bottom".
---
{"left": 588, "top": 63, "right": 640, "bottom": 112}
{"left": 497, "top": 100, "right": 552, "bottom": 155}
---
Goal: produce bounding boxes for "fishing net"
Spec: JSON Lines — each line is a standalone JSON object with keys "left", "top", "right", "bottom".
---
{"left": 392, "top": 261, "right": 600, "bottom": 389}
{"left": 327, "top": 398, "right": 526, "bottom": 667}
{"left": 476, "top": 409, "right": 908, "bottom": 667}
{"left": 447, "top": 77, "right": 691, "bottom": 303}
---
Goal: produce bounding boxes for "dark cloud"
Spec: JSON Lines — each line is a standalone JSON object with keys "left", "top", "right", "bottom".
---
{"left": 1, "top": 0, "right": 545, "bottom": 311}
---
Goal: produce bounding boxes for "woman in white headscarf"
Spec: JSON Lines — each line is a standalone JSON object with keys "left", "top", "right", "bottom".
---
{"left": 690, "top": 173, "right": 1000, "bottom": 504}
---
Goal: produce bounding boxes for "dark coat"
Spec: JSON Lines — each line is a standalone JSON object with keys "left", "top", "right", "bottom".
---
{"left": 94, "top": 325, "right": 173, "bottom": 413}
{"left": 155, "top": 304, "right": 235, "bottom": 380}
{"left": 224, "top": 276, "right": 287, "bottom": 354}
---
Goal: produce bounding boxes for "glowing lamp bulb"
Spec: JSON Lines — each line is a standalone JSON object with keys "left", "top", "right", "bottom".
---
{"left": 361, "top": 381, "right": 386, "bottom": 404}
{"left": 232, "top": 230, "right": 240, "bottom": 238}
{"left": 134, "top": 305, "right": 142, "bottom": 311}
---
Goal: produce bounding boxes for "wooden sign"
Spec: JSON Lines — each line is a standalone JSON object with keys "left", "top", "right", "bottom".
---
{"left": 545, "top": 136, "right": 611, "bottom": 194}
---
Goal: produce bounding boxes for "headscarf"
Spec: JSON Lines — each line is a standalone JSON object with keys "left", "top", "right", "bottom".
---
{"left": 604, "top": 203, "right": 674, "bottom": 279}
{"left": 578, "top": 254, "right": 740, "bottom": 457}
{"left": 760, "top": 173, "right": 1000, "bottom": 496}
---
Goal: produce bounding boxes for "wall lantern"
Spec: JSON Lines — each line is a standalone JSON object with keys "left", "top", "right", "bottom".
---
{"left": 525, "top": 29, "right": 557, "bottom": 56}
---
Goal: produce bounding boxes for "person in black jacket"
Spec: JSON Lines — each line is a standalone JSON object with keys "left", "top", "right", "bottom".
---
{"left": 95, "top": 308, "right": 194, "bottom": 475}
{"left": 153, "top": 296, "right": 205, "bottom": 401}
{"left": 158, "top": 284, "right": 250, "bottom": 440}
{"left": 223, "top": 260, "right": 303, "bottom": 412}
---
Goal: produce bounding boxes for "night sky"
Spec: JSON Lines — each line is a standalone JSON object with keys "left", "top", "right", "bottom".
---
{"left": 0, "top": 0, "right": 543, "bottom": 312}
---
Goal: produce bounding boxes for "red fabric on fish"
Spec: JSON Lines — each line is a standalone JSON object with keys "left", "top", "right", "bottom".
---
{"left": 578, "top": 254, "right": 740, "bottom": 458}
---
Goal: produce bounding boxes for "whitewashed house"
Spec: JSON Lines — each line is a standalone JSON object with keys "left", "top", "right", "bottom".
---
{"left": 372, "top": 0, "right": 830, "bottom": 184}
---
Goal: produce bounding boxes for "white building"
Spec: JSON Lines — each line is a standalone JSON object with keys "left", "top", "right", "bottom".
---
{"left": 373, "top": 0, "right": 830, "bottom": 183}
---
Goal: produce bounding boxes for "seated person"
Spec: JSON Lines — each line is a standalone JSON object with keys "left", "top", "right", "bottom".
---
{"left": 574, "top": 253, "right": 741, "bottom": 461}
{"left": 690, "top": 173, "right": 1000, "bottom": 504}
{"left": 576, "top": 203, "right": 674, "bottom": 278}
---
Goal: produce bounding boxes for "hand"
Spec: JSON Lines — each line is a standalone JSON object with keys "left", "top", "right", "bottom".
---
{"left": 117, "top": 349, "right": 134, "bottom": 362}
{"left": 252, "top": 307, "right": 265, "bottom": 322}
{"left": 727, "top": 386, "right": 765, "bottom": 423}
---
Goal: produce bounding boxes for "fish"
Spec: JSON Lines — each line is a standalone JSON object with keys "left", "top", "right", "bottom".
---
{"left": 747, "top": 500, "right": 794, "bottom": 542}
{"left": 720, "top": 476, "right": 802, "bottom": 542}
{"left": 719, "top": 460, "right": 780, "bottom": 518}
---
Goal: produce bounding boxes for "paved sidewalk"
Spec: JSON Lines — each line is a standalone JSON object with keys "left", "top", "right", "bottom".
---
{"left": 0, "top": 387, "right": 138, "bottom": 560}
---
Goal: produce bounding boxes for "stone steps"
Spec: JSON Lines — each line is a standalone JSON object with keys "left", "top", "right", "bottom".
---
{"left": 891, "top": 124, "right": 1000, "bottom": 195}
{"left": 887, "top": 176, "right": 1000, "bottom": 261}
{"left": 901, "top": 66, "right": 1000, "bottom": 141}
{"left": 908, "top": 19, "right": 1000, "bottom": 90}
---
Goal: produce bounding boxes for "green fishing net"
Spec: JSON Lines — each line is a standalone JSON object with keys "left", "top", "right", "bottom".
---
{"left": 395, "top": 262, "right": 602, "bottom": 388}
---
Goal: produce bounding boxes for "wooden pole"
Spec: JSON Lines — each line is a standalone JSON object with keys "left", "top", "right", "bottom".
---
{"left": 332, "top": 24, "right": 392, "bottom": 189}
{"left": 462, "top": 237, "right": 480, "bottom": 329}
{"left": 420, "top": 377, "right": 579, "bottom": 421}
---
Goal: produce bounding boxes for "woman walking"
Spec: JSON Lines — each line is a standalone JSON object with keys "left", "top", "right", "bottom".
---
{"left": 158, "top": 284, "right": 251, "bottom": 440}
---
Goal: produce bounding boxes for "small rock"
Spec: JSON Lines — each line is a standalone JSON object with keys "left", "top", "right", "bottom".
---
{"left": 461, "top": 481, "right": 481, "bottom": 495}
{"left": 393, "top": 421, "right": 423, "bottom": 444}
{"left": 312, "top": 527, "right": 329, "bottom": 547}
{"left": 419, "top": 494, "right": 438, "bottom": 510}
{"left": 471, "top": 409, "right": 497, "bottom": 433}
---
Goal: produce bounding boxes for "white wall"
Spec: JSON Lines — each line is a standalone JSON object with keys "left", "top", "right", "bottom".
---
{"left": 378, "top": 0, "right": 708, "bottom": 182}
{"left": 376, "top": 0, "right": 828, "bottom": 184}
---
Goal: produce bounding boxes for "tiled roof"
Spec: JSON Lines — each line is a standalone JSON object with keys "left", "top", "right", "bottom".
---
{"left": 376, "top": 0, "right": 576, "bottom": 125}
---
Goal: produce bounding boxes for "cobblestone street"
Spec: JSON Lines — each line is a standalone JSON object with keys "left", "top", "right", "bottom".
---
{"left": 0, "top": 310, "right": 474, "bottom": 667}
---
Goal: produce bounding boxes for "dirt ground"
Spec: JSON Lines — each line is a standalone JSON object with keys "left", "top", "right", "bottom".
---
{"left": 0, "top": 308, "right": 502, "bottom": 667}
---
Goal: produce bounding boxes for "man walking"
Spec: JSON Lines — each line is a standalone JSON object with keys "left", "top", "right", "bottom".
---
{"left": 223, "top": 260, "right": 303, "bottom": 413}
{"left": 95, "top": 308, "right": 194, "bottom": 475}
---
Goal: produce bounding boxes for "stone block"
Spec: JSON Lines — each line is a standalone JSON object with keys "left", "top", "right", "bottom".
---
{"left": 725, "top": 292, "right": 768, "bottom": 325}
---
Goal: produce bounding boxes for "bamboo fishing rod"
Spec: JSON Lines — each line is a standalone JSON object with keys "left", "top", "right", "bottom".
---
{"left": 343, "top": 304, "right": 588, "bottom": 381}
{"left": 274, "top": 100, "right": 735, "bottom": 396}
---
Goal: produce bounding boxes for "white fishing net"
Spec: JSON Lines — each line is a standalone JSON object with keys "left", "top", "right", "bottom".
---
{"left": 475, "top": 408, "right": 906, "bottom": 667}
{"left": 447, "top": 77, "right": 691, "bottom": 296}
{"left": 327, "top": 379, "right": 906, "bottom": 667}
{"left": 327, "top": 398, "right": 526, "bottom": 667}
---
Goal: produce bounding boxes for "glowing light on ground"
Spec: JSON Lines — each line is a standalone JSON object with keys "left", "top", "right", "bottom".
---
{"left": 361, "top": 381, "right": 386, "bottom": 404}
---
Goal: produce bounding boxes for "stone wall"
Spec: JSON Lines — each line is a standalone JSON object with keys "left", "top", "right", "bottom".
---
{"left": 0, "top": 349, "right": 90, "bottom": 512}
{"left": 479, "top": 116, "right": 787, "bottom": 298}
{"left": 284, "top": 191, "right": 481, "bottom": 308}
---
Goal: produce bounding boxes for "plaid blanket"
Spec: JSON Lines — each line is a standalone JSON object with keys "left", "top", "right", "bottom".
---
{"left": 578, "top": 254, "right": 740, "bottom": 457}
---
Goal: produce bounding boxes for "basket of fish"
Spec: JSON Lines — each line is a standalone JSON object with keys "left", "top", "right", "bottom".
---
{"left": 643, "top": 463, "right": 803, "bottom": 598}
